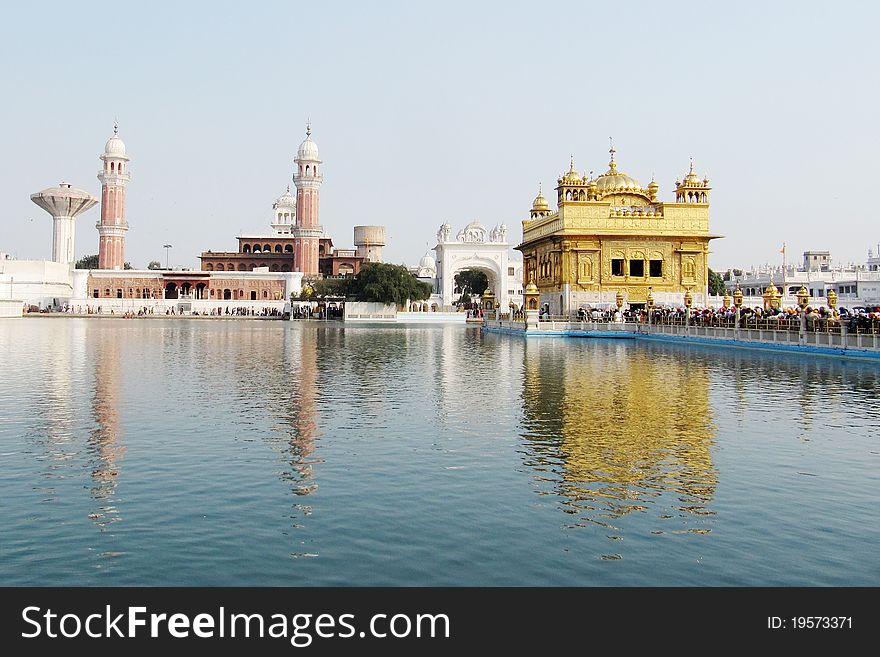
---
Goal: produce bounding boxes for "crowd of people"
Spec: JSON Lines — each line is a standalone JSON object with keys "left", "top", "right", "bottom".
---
{"left": 560, "top": 304, "right": 880, "bottom": 332}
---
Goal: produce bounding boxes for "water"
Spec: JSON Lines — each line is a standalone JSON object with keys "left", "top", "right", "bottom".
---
{"left": 1, "top": 318, "right": 878, "bottom": 586}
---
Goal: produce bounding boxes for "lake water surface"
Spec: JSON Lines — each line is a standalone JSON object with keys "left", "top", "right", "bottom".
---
{"left": 1, "top": 318, "right": 878, "bottom": 585}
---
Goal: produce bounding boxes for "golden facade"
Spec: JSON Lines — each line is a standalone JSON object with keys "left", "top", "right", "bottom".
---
{"left": 517, "top": 147, "right": 720, "bottom": 313}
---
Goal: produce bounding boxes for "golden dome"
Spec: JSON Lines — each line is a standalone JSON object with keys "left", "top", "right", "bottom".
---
{"left": 680, "top": 159, "right": 705, "bottom": 187}
{"left": 594, "top": 146, "right": 644, "bottom": 195}
{"left": 559, "top": 156, "right": 582, "bottom": 185}
{"left": 531, "top": 185, "right": 550, "bottom": 212}
{"left": 524, "top": 280, "right": 539, "bottom": 295}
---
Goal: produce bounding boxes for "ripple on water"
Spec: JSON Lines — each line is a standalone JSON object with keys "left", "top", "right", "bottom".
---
{"left": 0, "top": 320, "right": 879, "bottom": 585}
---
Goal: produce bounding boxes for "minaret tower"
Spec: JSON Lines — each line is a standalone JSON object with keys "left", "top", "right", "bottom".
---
{"left": 97, "top": 123, "right": 130, "bottom": 270}
{"left": 292, "top": 124, "right": 324, "bottom": 274}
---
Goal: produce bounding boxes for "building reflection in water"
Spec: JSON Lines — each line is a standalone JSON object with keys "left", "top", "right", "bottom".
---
{"left": 277, "top": 326, "right": 319, "bottom": 500}
{"left": 520, "top": 340, "right": 717, "bottom": 530}
{"left": 87, "top": 326, "right": 126, "bottom": 529}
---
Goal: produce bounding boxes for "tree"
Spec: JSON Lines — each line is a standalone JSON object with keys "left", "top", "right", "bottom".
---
{"left": 454, "top": 269, "right": 489, "bottom": 297}
{"left": 147, "top": 260, "right": 162, "bottom": 270}
{"left": 708, "top": 268, "right": 726, "bottom": 296}
{"left": 348, "top": 263, "right": 433, "bottom": 306}
{"left": 312, "top": 278, "right": 350, "bottom": 298}
{"left": 75, "top": 254, "right": 99, "bottom": 269}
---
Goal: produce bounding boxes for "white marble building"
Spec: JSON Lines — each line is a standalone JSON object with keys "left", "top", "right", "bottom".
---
{"left": 428, "top": 221, "right": 523, "bottom": 310}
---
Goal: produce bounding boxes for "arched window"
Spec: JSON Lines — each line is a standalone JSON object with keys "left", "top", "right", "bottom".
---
{"left": 251, "top": 291, "right": 257, "bottom": 300}
{"left": 110, "top": 162, "right": 115, "bottom": 171}
{"left": 243, "top": 244, "right": 251, "bottom": 253}
{"left": 263, "top": 244, "right": 271, "bottom": 253}
{"left": 206, "top": 263, "right": 214, "bottom": 271}
{"left": 281, "top": 264, "right": 290, "bottom": 272}
{"left": 253, "top": 245, "right": 261, "bottom": 253}
{"left": 104, "top": 288, "right": 110, "bottom": 297}
{"left": 119, "top": 164, "right": 123, "bottom": 173}
{"left": 285, "top": 244, "right": 293, "bottom": 253}
{"left": 262, "top": 290, "right": 268, "bottom": 298}
{"left": 275, "top": 244, "right": 282, "bottom": 253}
{"left": 216, "top": 263, "right": 224, "bottom": 271}
{"left": 306, "top": 165, "right": 310, "bottom": 175}
{"left": 238, "top": 264, "right": 246, "bottom": 271}
{"left": 228, "top": 263, "right": 234, "bottom": 271}
{"left": 223, "top": 289, "right": 231, "bottom": 300}
{"left": 271, "top": 264, "right": 279, "bottom": 272}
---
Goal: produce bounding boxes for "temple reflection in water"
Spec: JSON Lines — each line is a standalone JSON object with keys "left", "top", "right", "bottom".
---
{"left": 520, "top": 339, "right": 717, "bottom": 527}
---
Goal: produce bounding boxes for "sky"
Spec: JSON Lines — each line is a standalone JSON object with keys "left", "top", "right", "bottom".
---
{"left": 1, "top": 0, "right": 878, "bottom": 271}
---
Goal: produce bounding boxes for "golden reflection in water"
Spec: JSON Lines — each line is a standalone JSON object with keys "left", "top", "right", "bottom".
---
{"left": 521, "top": 341, "right": 717, "bottom": 527}
{"left": 88, "top": 327, "right": 126, "bottom": 529}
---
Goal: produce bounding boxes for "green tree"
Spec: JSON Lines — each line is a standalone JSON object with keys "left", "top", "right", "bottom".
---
{"left": 147, "top": 260, "right": 162, "bottom": 270}
{"left": 312, "top": 278, "right": 350, "bottom": 298}
{"left": 708, "top": 268, "right": 726, "bottom": 295}
{"left": 454, "top": 269, "right": 489, "bottom": 296}
{"left": 74, "top": 254, "right": 99, "bottom": 269}
{"left": 348, "top": 263, "right": 432, "bottom": 306}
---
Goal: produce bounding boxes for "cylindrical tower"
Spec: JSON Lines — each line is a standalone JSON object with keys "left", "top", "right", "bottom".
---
{"left": 353, "top": 225, "right": 386, "bottom": 263}
{"left": 292, "top": 124, "right": 323, "bottom": 275}
{"left": 97, "top": 124, "right": 130, "bottom": 270}
{"left": 30, "top": 183, "right": 98, "bottom": 264}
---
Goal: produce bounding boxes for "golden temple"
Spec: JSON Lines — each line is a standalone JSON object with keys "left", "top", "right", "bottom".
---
{"left": 516, "top": 144, "right": 720, "bottom": 314}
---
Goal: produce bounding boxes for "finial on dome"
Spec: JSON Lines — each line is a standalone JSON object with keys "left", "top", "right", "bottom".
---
{"left": 538, "top": 182, "right": 542, "bottom": 194}
{"left": 569, "top": 154, "right": 574, "bottom": 171}
{"left": 287, "top": 184, "right": 291, "bottom": 193}
{"left": 113, "top": 119, "right": 118, "bottom": 136}
{"left": 306, "top": 120, "right": 311, "bottom": 137}
{"left": 608, "top": 137, "right": 617, "bottom": 172}
{"left": 689, "top": 157, "right": 695, "bottom": 174}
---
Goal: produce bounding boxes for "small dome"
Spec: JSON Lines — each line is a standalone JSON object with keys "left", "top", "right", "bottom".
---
{"left": 104, "top": 135, "right": 126, "bottom": 156}
{"left": 679, "top": 159, "right": 705, "bottom": 187}
{"left": 274, "top": 185, "right": 296, "bottom": 209}
{"left": 559, "top": 158, "right": 582, "bottom": 185}
{"left": 297, "top": 125, "right": 319, "bottom": 161}
{"left": 419, "top": 252, "right": 436, "bottom": 269}
{"left": 531, "top": 188, "right": 550, "bottom": 212}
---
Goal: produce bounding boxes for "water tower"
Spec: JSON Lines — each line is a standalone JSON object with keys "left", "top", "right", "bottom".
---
{"left": 30, "top": 183, "right": 99, "bottom": 265}
{"left": 354, "top": 225, "right": 386, "bottom": 263}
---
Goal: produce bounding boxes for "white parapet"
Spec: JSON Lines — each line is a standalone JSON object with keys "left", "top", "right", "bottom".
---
{"left": 0, "top": 299, "right": 24, "bottom": 317}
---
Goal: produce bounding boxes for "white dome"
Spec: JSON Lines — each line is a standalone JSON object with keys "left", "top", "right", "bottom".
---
{"left": 274, "top": 186, "right": 296, "bottom": 209}
{"left": 104, "top": 134, "right": 126, "bottom": 156}
{"left": 297, "top": 126, "right": 319, "bottom": 161}
{"left": 419, "top": 253, "right": 436, "bottom": 269}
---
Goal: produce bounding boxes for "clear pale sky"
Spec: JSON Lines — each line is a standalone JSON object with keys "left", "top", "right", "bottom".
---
{"left": 1, "top": 0, "right": 877, "bottom": 271}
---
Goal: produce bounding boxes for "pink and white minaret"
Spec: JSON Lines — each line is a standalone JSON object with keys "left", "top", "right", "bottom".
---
{"left": 292, "top": 124, "right": 323, "bottom": 274}
{"left": 96, "top": 124, "right": 130, "bottom": 270}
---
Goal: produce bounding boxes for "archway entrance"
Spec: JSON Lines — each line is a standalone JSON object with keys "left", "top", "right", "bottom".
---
{"left": 165, "top": 283, "right": 178, "bottom": 299}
